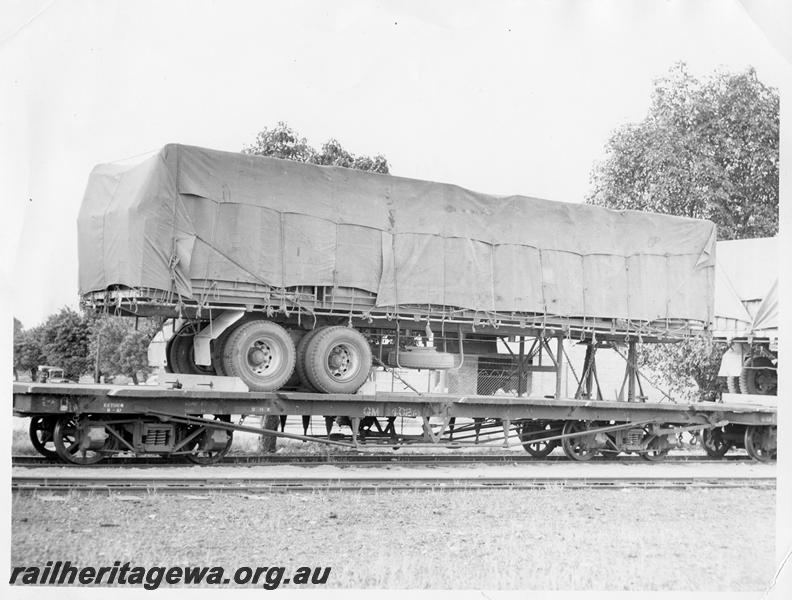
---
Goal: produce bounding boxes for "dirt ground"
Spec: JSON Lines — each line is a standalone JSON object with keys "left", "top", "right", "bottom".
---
{"left": 11, "top": 486, "right": 774, "bottom": 591}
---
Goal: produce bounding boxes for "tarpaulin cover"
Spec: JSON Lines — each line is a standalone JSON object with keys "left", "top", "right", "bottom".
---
{"left": 713, "top": 237, "right": 778, "bottom": 337}
{"left": 78, "top": 144, "right": 716, "bottom": 323}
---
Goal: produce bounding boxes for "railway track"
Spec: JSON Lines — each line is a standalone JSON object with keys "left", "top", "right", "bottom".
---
{"left": 12, "top": 472, "right": 776, "bottom": 493}
{"left": 11, "top": 452, "right": 756, "bottom": 468}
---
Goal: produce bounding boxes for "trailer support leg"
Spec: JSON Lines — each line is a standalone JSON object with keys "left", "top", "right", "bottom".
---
{"left": 502, "top": 419, "right": 511, "bottom": 448}
{"left": 555, "top": 336, "right": 563, "bottom": 400}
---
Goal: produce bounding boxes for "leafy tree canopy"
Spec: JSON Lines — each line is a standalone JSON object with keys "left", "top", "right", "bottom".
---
{"left": 88, "top": 315, "right": 159, "bottom": 384}
{"left": 37, "top": 307, "right": 94, "bottom": 380}
{"left": 588, "top": 63, "right": 778, "bottom": 240}
{"left": 243, "top": 121, "right": 390, "bottom": 174}
{"left": 588, "top": 64, "right": 779, "bottom": 402}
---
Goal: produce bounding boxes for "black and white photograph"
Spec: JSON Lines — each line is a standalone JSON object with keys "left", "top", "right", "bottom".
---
{"left": 2, "top": 0, "right": 790, "bottom": 596}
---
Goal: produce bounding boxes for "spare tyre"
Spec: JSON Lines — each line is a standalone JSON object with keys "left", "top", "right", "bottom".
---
{"left": 387, "top": 347, "right": 456, "bottom": 370}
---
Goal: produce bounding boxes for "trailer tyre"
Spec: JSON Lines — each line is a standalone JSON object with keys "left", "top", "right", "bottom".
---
{"left": 387, "top": 347, "right": 456, "bottom": 370}
{"left": 169, "top": 327, "right": 216, "bottom": 375}
{"left": 738, "top": 356, "right": 776, "bottom": 395}
{"left": 295, "top": 328, "right": 323, "bottom": 391}
{"left": 304, "top": 326, "right": 372, "bottom": 394}
{"left": 221, "top": 320, "right": 296, "bottom": 392}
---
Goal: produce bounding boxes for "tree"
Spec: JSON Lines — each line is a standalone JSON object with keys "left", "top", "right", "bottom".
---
{"left": 243, "top": 122, "right": 390, "bottom": 174}
{"left": 88, "top": 315, "right": 158, "bottom": 384}
{"left": 587, "top": 64, "right": 779, "bottom": 401}
{"left": 588, "top": 63, "right": 778, "bottom": 240}
{"left": 118, "top": 330, "right": 154, "bottom": 384}
{"left": 13, "top": 322, "right": 46, "bottom": 381}
{"left": 37, "top": 307, "right": 94, "bottom": 380}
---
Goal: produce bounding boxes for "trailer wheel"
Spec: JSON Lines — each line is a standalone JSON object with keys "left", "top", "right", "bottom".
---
{"left": 387, "top": 347, "right": 456, "bottom": 370}
{"left": 738, "top": 357, "right": 776, "bottom": 395}
{"left": 295, "top": 328, "right": 323, "bottom": 391}
{"left": 519, "top": 421, "right": 559, "bottom": 458}
{"left": 29, "top": 416, "right": 59, "bottom": 459}
{"left": 560, "top": 421, "right": 599, "bottom": 461}
{"left": 304, "top": 326, "right": 372, "bottom": 393}
{"left": 52, "top": 416, "right": 111, "bottom": 465}
{"left": 725, "top": 376, "right": 740, "bottom": 394}
{"left": 169, "top": 328, "right": 216, "bottom": 375}
{"left": 744, "top": 425, "right": 776, "bottom": 462}
{"left": 221, "top": 320, "right": 296, "bottom": 391}
{"left": 701, "top": 427, "right": 731, "bottom": 458}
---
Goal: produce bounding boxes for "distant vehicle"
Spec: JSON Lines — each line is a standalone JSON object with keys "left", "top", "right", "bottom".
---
{"left": 37, "top": 365, "right": 74, "bottom": 384}
{"left": 714, "top": 237, "right": 778, "bottom": 396}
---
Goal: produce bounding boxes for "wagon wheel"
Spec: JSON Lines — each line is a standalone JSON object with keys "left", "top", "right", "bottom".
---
{"left": 52, "top": 416, "right": 111, "bottom": 465}
{"left": 519, "top": 421, "right": 559, "bottom": 458}
{"left": 700, "top": 427, "right": 731, "bottom": 458}
{"left": 184, "top": 415, "right": 234, "bottom": 465}
{"left": 744, "top": 425, "right": 777, "bottom": 463}
{"left": 561, "top": 420, "right": 599, "bottom": 461}
{"left": 29, "top": 416, "right": 60, "bottom": 459}
{"left": 640, "top": 434, "right": 670, "bottom": 462}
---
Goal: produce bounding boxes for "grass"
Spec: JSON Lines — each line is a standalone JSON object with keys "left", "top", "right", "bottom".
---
{"left": 11, "top": 486, "right": 774, "bottom": 590}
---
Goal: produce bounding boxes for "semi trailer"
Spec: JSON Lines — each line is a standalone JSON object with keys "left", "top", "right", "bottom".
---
{"left": 78, "top": 144, "right": 717, "bottom": 394}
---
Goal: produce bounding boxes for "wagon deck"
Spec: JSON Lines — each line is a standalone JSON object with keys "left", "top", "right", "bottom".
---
{"left": 13, "top": 382, "right": 777, "bottom": 465}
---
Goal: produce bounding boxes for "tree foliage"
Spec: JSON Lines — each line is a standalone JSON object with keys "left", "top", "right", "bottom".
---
{"left": 88, "top": 315, "right": 158, "bottom": 384}
{"left": 588, "top": 64, "right": 779, "bottom": 401}
{"left": 13, "top": 322, "right": 46, "bottom": 380}
{"left": 13, "top": 310, "right": 158, "bottom": 384}
{"left": 588, "top": 63, "right": 778, "bottom": 240}
{"left": 243, "top": 121, "right": 390, "bottom": 174}
{"left": 639, "top": 340, "right": 727, "bottom": 403}
{"left": 37, "top": 307, "right": 94, "bottom": 380}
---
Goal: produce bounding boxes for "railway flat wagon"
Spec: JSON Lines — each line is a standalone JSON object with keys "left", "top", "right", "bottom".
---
{"left": 20, "top": 144, "right": 775, "bottom": 467}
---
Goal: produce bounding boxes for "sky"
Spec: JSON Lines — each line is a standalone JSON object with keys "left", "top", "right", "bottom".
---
{"left": 1, "top": 0, "right": 790, "bottom": 329}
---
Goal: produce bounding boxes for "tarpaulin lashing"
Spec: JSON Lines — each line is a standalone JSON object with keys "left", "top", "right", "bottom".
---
{"left": 78, "top": 144, "right": 716, "bottom": 325}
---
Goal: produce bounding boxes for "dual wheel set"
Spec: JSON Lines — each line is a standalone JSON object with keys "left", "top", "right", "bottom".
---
{"left": 168, "top": 319, "right": 373, "bottom": 393}
{"left": 725, "top": 356, "right": 777, "bottom": 395}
